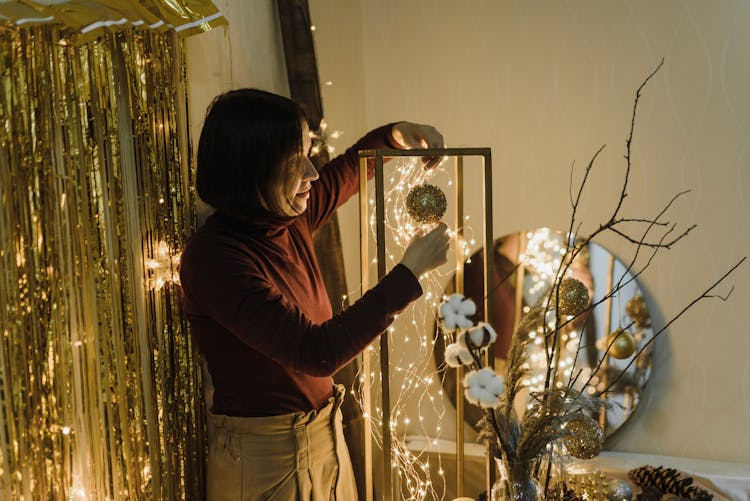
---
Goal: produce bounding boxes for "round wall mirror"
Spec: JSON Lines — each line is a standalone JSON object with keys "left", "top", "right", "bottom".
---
{"left": 434, "top": 228, "right": 654, "bottom": 437}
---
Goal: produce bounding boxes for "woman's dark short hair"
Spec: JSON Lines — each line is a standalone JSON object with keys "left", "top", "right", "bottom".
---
{"left": 196, "top": 89, "right": 306, "bottom": 216}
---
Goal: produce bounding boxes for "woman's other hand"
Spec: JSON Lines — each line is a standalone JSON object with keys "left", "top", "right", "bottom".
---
{"left": 391, "top": 122, "right": 445, "bottom": 168}
{"left": 399, "top": 222, "right": 450, "bottom": 278}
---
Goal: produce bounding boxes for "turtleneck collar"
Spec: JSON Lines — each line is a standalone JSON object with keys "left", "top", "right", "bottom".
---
{"left": 211, "top": 208, "right": 297, "bottom": 238}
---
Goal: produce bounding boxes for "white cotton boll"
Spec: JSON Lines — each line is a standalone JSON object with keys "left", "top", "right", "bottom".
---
{"left": 441, "top": 312, "right": 458, "bottom": 330}
{"left": 487, "top": 375, "right": 505, "bottom": 396}
{"left": 439, "top": 301, "right": 454, "bottom": 319}
{"left": 476, "top": 368, "right": 496, "bottom": 385}
{"left": 463, "top": 369, "right": 501, "bottom": 408}
{"left": 459, "top": 298, "right": 476, "bottom": 316}
{"left": 464, "top": 384, "right": 482, "bottom": 406}
{"left": 465, "top": 368, "right": 490, "bottom": 390}
{"left": 478, "top": 390, "right": 500, "bottom": 408}
{"left": 445, "top": 343, "right": 473, "bottom": 368}
{"left": 483, "top": 324, "right": 498, "bottom": 343}
{"left": 446, "top": 294, "right": 465, "bottom": 308}
{"left": 439, "top": 293, "right": 476, "bottom": 330}
{"left": 457, "top": 332, "right": 468, "bottom": 349}
{"left": 455, "top": 315, "right": 474, "bottom": 329}
{"left": 465, "top": 386, "right": 498, "bottom": 408}
{"left": 463, "top": 369, "right": 479, "bottom": 387}
{"left": 467, "top": 323, "right": 497, "bottom": 347}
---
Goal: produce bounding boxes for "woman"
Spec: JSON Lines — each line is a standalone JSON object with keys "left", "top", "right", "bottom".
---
{"left": 179, "top": 88, "right": 449, "bottom": 500}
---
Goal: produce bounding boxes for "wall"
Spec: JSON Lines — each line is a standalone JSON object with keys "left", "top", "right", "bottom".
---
{"left": 310, "top": 0, "right": 750, "bottom": 464}
{"left": 186, "top": 0, "right": 289, "bottom": 222}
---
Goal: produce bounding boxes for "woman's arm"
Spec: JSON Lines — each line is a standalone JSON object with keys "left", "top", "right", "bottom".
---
{"left": 305, "top": 124, "right": 398, "bottom": 231}
{"left": 306, "top": 122, "right": 445, "bottom": 231}
{"left": 180, "top": 238, "right": 422, "bottom": 377}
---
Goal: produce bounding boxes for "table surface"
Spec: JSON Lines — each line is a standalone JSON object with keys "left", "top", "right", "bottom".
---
{"left": 585, "top": 451, "right": 750, "bottom": 500}
{"left": 405, "top": 437, "right": 750, "bottom": 500}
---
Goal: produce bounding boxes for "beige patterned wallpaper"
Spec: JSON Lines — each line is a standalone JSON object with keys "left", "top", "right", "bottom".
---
{"left": 311, "top": 0, "right": 750, "bottom": 464}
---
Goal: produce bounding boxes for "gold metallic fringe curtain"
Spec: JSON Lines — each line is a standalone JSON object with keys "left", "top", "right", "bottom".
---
{"left": 0, "top": 1, "right": 225, "bottom": 43}
{"left": 0, "top": 25, "right": 203, "bottom": 499}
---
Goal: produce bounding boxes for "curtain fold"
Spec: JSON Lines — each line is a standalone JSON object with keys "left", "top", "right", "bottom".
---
{"left": 0, "top": 0, "right": 225, "bottom": 42}
{"left": 0, "top": 25, "right": 204, "bottom": 499}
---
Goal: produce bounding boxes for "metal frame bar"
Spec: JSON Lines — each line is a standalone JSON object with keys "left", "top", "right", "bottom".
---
{"left": 358, "top": 148, "right": 493, "bottom": 500}
{"left": 454, "top": 156, "right": 465, "bottom": 496}
{"left": 359, "top": 157, "right": 374, "bottom": 501}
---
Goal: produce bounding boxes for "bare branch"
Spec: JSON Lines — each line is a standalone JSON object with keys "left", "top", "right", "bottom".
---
{"left": 616, "top": 218, "right": 671, "bottom": 226}
{"left": 573, "top": 145, "right": 606, "bottom": 212}
{"left": 609, "top": 223, "right": 697, "bottom": 248}
{"left": 602, "top": 257, "right": 746, "bottom": 393}
{"left": 568, "top": 160, "right": 576, "bottom": 208}
{"left": 611, "top": 59, "right": 665, "bottom": 221}
{"left": 708, "top": 286, "right": 734, "bottom": 301}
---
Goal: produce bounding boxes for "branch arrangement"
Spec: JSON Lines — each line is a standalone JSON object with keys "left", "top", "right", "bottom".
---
{"left": 438, "top": 59, "right": 745, "bottom": 499}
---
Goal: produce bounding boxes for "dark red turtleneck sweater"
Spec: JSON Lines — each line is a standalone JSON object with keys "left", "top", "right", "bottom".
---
{"left": 179, "top": 125, "right": 422, "bottom": 416}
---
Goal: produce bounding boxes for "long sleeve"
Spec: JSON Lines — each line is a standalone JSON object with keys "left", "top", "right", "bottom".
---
{"left": 305, "top": 124, "right": 400, "bottom": 231}
{"left": 179, "top": 232, "right": 422, "bottom": 378}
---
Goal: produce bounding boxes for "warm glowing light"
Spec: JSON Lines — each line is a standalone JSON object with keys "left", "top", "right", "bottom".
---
{"left": 145, "top": 240, "right": 181, "bottom": 290}
{"left": 354, "top": 154, "right": 479, "bottom": 500}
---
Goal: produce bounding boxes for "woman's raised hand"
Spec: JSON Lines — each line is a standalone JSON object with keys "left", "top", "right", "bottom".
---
{"left": 399, "top": 222, "right": 450, "bottom": 278}
{"left": 391, "top": 122, "right": 445, "bottom": 168}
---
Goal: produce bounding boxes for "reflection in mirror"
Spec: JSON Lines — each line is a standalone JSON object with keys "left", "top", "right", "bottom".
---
{"left": 434, "top": 228, "right": 654, "bottom": 437}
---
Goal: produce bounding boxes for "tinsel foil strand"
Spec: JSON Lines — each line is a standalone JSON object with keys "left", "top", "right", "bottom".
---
{"left": 0, "top": 26, "right": 203, "bottom": 500}
{"left": 0, "top": 1, "right": 226, "bottom": 44}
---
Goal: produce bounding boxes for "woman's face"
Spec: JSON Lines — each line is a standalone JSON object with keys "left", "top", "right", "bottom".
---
{"left": 277, "top": 122, "right": 318, "bottom": 217}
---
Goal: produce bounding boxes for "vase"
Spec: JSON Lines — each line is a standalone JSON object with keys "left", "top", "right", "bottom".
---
{"left": 490, "top": 461, "right": 542, "bottom": 501}
{"left": 489, "top": 477, "right": 542, "bottom": 501}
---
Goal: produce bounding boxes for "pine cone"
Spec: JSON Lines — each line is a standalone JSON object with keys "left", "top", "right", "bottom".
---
{"left": 635, "top": 485, "right": 667, "bottom": 501}
{"left": 629, "top": 465, "right": 713, "bottom": 501}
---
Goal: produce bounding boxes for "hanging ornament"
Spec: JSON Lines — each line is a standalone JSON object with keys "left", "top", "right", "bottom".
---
{"left": 557, "top": 277, "right": 589, "bottom": 316}
{"left": 625, "top": 294, "right": 651, "bottom": 328}
{"left": 308, "top": 118, "right": 342, "bottom": 156}
{"left": 406, "top": 183, "right": 447, "bottom": 224}
{"left": 605, "top": 479, "right": 633, "bottom": 500}
{"left": 563, "top": 415, "right": 604, "bottom": 460}
{"left": 606, "top": 328, "right": 636, "bottom": 359}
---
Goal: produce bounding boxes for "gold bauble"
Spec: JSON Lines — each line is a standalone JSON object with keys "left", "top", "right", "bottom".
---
{"left": 557, "top": 277, "right": 589, "bottom": 316}
{"left": 563, "top": 415, "right": 604, "bottom": 460}
{"left": 625, "top": 294, "right": 651, "bottom": 328}
{"left": 606, "top": 328, "right": 636, "bottom": 359}
{"left": 406, "top": 183, "right": 447, "bottom": 224}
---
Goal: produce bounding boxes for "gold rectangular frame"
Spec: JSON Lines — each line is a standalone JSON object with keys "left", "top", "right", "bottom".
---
{"left": 358, "top": 148, "right": 494, "bottom": 500}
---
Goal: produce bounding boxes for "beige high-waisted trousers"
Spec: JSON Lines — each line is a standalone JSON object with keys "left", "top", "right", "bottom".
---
{"left": 206, "top": 385, "right": 357, "bottom": 500}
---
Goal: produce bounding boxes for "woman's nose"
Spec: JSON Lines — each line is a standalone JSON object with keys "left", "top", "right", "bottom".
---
{"left": 303, "top": 157, "right": 319, "bottom": 181}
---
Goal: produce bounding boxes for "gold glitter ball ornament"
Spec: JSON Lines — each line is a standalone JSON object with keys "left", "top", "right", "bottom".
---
{"left": 563, "top": 415, "right": 604, "bottom": 460}
{"left": 557, "top": 277, "right": 589, "bottom": 316}
{"left": 625, "top": 294, "right": 651, "bottom": 328}
{"left": 606, "top": 328, "right": 636, "bottom": 359}
{"left": 406, "top": 183, "right": 447, "bottom": 224}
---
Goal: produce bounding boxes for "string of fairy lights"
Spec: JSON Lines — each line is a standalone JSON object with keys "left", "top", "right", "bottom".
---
{"left": 141, "top": 150, "right": 607, "bottom": 498}
{"left": 309, "top": 17, "right": 479, "bottom": 497}
{"left": 347, "top": 154, "right": 484, "bottom": 500}
{"left": 518, "top": 229, "right": 586, "bottom": 401}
